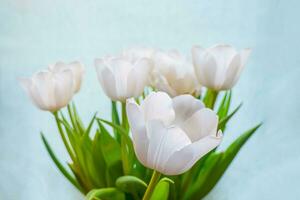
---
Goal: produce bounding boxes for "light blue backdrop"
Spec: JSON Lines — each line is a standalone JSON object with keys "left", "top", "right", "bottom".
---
{"left": 1, "top": 0, "right": 299, "bottom": 199}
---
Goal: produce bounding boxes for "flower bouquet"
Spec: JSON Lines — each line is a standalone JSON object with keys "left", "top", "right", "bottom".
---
{"left": 19, "top": 44, "right": 260, "bottom": 200}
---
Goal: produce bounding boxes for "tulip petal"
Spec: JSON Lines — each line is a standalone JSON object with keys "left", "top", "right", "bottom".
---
{"left": 153, "top": 73, "right": 177, "bottom": 97}
{"left": 172, "top": 95, "right": 204, "bottom": 126}
{"left": 69, "top": 61, "right": 85, "bottom": 93}
{"left": 164, "top": 131, "right": 222, "bottom": 175}
{"left": 32, "top": 71, "right": 56, "bottom": 111}
{"left": 126, "top": 99, "right": 149, "bottom": 166}
{"left": 222, "top": 54, "right": 241, "bottom": 90}
{"left": 192, "top": 46, "right": 218, "bottom": 89}
{"left": 208, "top": 44, "right": 237, "bottom": 67}
{"left": 182, "top": 108, "right": 218, "bottom": 142}
{"left": 109, "top": 58, "right": 134, "bottom": 99}
{"left": 19, "top": 77, "right": 46, "bottom": 110}
{"left": 146, "top": 120, "right": 191, "bottom": 172}
{"left": 141, "top": 92, "right": 175, "bottom": 126}
{"left": 95, "top": 59, "right": 118, "bottom": 101}
{"left": 232, "top": 48, "right": 252, "bottom": 84}
{"left": 127, "top": 58, "right": 152, "bottom": 97}
{"left": 54, "top": 69, "right": 74, "bottom": 110}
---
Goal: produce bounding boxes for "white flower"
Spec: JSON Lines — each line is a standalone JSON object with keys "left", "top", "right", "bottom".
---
{"left": 19, "top": 69, "right": 74, "bottom": 112}
{"left": 126, "top": 91, "right": 222, "bottom": 175}
{"left": 192, "top": 44, "right": 251, "bottom": 91}
{"left": 95, "top": 56, "right": 152, "bottom": 102}
{"left": 49, "top": 61, "right": 85, "bottom": 93}
{"left": 151, "top": 50, "right": 201, "bottom": 97}
{"left": 122, "top": 47, "right": 156, "bottom": 63}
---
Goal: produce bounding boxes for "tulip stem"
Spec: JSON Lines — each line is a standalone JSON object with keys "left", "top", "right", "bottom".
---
{"left": 121, "top": 102, "right": 129, "bottom": 133}
{"left": 204, "top": 89, "right": 219, "bottom": 109}
{"left": 53, "top": 112, "right": 76, "bottom": 162}
{"left": 142, "top": 170, "right": 161, "bottom": 200}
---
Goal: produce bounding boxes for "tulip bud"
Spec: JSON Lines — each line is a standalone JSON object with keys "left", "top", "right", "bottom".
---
{"left": 192, "top": 44, "right": 251, "bottom": 91}
{"left": 151, "top": 50, "right": 201, "bottom": 97}
{"left": 95, "top": 56, "right": 152, "bottom": 102}
{"left": 19, "top": 69, "right": 74, "bottom": 112}
{"left": 49, "top": 61, "right": 85, "bottom": 93}
{"left": 126, "top": 91, "right": 222, "bottom": 175}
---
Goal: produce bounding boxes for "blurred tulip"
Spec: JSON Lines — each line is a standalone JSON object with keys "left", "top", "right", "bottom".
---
{"left": 126, "top": 91, "right": 222, "bottom": 175}
{"left": 192, "top": 44, "right": 251, "bottom": 91}
{"left": 151, "top": 50, "right": 201, "bottom": 97}
{"left": 95, "top": 56, "right": 152, "bottom": 102}
{"left": 19, "top": 69, "right": 74, "bottom": 112}
{"left": 122, "top": 47, "right": 156, "bottom": 63}
{"left": 49, "top": 61, "right": 85, "bottom": 93}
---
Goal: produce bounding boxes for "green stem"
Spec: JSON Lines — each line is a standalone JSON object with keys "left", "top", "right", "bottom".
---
{"left": 203, "top": 89, "right": 219, "bottom": 109}
{"left": 142, "top": 171, "right": 161, "bottom": 200}
{"left": 53, "top": 112, "right": 76, "bottom": 162}
{"left": 121, "top": 102, "right": 129, "bottom": 133}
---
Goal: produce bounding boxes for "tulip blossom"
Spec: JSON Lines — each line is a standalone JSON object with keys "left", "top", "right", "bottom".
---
{"left": 192, "top": 44, "right": 251, "bottom": 91}
{"left": 19, "top": 69, "right": 74, "bottom": 112}
{"left": 122, "top": 47, "right": 156, "bottom": 63}
{"left": 49, "top": 61, "right": 85, "bottom": 93}
{"left": 151, "top": 50, "right": 201, "bottom": 97}
{"left": 95, "top": 56, "right": 152, "bottom": 102}
{"left": 126, "top": 91, "right": 222, "bottom": 175}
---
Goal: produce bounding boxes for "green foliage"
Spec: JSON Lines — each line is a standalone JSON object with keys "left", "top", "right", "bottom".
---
{"left": 116, "top": 176, "right": 147, "bottom": 198}
{"left": 183, "top": 124, "right": 261, "bottom": 200}
{"left": 42, "top": 91, "right": 261, "bottom": 199}
{"left": 41, "top": 133, "right": 83, "bottom": 192}
{"left": 150, "top": 178, "right": 174, "bottom": 200}
{"left": 86, "top": 188, "right": 125, "bottom": 200}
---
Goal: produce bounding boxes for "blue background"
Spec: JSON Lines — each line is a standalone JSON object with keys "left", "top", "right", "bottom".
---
{"left": 1, "top": 0, "right": 299, "bottom": 199}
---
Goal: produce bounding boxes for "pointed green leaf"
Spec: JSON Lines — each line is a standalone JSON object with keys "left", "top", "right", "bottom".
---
{"left": 84, "top": 112, "right": 97, "bottom": 136}
{"left": 217, "top": 91, "right": 231, "bottom": 119}
{"left": 72, "top": 102, "right": 85, "bottom": 134}
{"left": 218, "top": 103, "right": 242, "bottom": 131}
{"left": 111, "top": 101, "right": 121, "bottom": 142}
{"left": 98, "top": 118, "right": 136, "bottom": 175}
{"left": 150, "top": 178, "right": 174, "bottom": 200}
{"left": 92, "top": 131, "right": 107, "bottom": 187}
{"left": 186, "top": 124, "right": 262, "bottom": 199}
{"left": 116, "top": 175, "right": 147, "bottom": 198}
{"left": 97, "top": 121, "right": 123, "bottom": 184}
{"left": 41, "top": 133, "right": 83, "bottom": 193}
{"left": 86, "top": 188, "right": 125, "bottom": 200}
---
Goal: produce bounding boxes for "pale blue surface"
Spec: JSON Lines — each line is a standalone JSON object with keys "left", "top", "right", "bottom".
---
{"left": 1, "top": 0, "right": 300, "bottom": 199}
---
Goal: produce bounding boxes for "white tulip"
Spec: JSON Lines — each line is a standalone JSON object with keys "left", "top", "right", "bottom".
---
{"left": 95, "top": 56, "right": 152, "bottom": 102}
{"left": 192, "top": 44, "right": 251, "bottom": 91}
{"left": 122, "top": 47, "right": 156, "bottom": 63}
{"left": 19, "top": 69, "right": 74, "bottom": 112}
{"left": 126, "top": 91, "right": 222, "bottom": 175}
{"left": 151, "top": 50, "right": 201, "bottom": 97}
{"left": 49, "top": 61, "right": 85, "bottom": 93}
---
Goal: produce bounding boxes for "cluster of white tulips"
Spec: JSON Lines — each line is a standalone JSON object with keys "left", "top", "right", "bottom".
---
{"left": 20, "top": 44, "right": 258, "bottom": 200}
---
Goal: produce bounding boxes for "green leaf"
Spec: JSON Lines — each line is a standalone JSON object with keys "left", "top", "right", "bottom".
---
{"left": 217, "top": 91, "right": 232, "bottom": 119}
{"left": 40, "top": 133, "right": 83, "bottom": 193}
{"left": 150, "top": 178, "right": 174, "bottom": 200}
{"left": 98, "top": 118, "right": 136, "bottom": 175}
{"left": 185, "top": 124, "right": 262, "bottom": 199}
{"left": 86, "top": 188, "right": 125, "bottom": 200}
{"left": 116, "top": 176, "right": 147, "bottom": 198}
{"left": 97, "top": 121, "right": 123, "bottom": 184}
{"left": 72, "top": 102, "right": 85, "bottom": 134}
{"left": 92, "top": 131, "right": 107, "bottom": 187}
{"left": 111, "top": 101, "right": 121, "bottom": 142}
{"left": 218, "top": 103, "right": 242, "bottom": 131}
{"left": 85, "top": 112, "right": 97, "bottom": 136}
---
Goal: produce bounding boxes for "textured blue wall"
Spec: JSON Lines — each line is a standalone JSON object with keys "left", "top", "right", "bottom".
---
{"left": 1, "top": 0, "right": 300, "bottom": 199}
